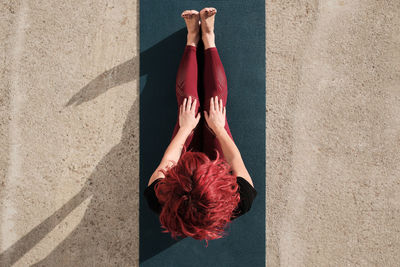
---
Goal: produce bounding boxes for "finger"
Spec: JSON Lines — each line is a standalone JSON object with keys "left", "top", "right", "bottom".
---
{"left": 210, "top": 97, "right": 215, "bottom": 112}
{"left": 185, "top": 96, "right": 192, "bottom": 111}
{"left": 191, "top": 98, "right": 196, "bottom": 112}
{"left": 196, "top": 112, "right": 201, "bottom": 122}
{"left": 219, "top": 98, "right": 223, "bottom": 113}
{"left": 183, "top": 98, "right": 187, "bottom": 111}
{"left": 215, "top": 96, "right": 218, "bottom": 112}
{"left": 180, "top": 103, "right": 182, "bottom": 115}
{"left": 186, "top": 96, "right": 193, "bottom": 111}
{"left": 203, "top": 110, "right": 208, "bottom": 120}
{"left": 223, "top": 106, "right": 226, "bottom": 116}
{"left": 187, "top": 96, "right": 192, "bottom": 111}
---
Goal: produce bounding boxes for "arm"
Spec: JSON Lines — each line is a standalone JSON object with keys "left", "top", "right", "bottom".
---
{"left": 147, "top": 127, "right": 192, "bottom": 186}
{"left": 214, "top": 127, "right": 254, "bottom": 188}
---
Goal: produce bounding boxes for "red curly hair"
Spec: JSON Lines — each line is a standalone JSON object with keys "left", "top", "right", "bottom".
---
{"left": 155, "top": 146, "right": 241, "bottom": 247}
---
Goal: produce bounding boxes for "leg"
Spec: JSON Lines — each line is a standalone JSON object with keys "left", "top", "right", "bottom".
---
{"left": 170, "top": 45, "right": 201, "bottom": 152}
{"left": 170, "top": 10, "right": 202, "bottom": 154}
{"left": 202, "top": 47, "right": 235, "bottom": 160}
{"left": 200, "top": 7, "right": 235, "bottom": 160}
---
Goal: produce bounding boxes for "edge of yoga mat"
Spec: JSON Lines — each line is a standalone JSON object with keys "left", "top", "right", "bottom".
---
{"left": 139, "top": 2, "right": 265, "bottom": 266}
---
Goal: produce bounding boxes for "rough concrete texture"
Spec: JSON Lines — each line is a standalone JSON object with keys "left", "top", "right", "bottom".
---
{"left": 1, "top": 0, "right": 139, "bottom": 266}
{"left": 267, "top": 0, "right": 400, "bottom": 266}
{"left": 1, "top": 0, "right": 400, "bottom": 266}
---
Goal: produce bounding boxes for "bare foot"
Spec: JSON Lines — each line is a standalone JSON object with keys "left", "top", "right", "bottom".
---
{"left": 199, "top": 7, "right": 217, "bottom": 49}
{"left": 181, "top": 10, "right": 200, "bottom": 47}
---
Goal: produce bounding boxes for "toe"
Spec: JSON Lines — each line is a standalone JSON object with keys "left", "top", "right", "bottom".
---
{"left": 182, "top": 10, "right": 192, "bottom": 17}
{"left": 206, "top": 8, "right": 215, "bottom": 16}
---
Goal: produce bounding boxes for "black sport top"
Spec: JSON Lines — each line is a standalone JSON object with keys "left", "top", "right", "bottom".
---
{"left": 144, "top": 176, "right": 257, "bottom": 220}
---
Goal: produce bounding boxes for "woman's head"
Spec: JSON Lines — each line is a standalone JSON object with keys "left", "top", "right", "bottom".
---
{"left": 154, "top": 147, "right": 241, "bottom": 247}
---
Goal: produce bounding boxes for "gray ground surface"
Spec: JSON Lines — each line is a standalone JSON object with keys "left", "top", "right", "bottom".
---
{"left": 267, "top": 0, "right": 400, "bottom": 266}
{"left": 1, "top": 0, "right": 400, "bottom": 266}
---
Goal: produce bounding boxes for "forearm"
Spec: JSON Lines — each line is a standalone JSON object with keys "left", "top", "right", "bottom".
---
{"left": 162, "top": 127, "right": 192, "bottom": 164}
{"left": 214, "top": 127, "right": 241, "bottom": 165}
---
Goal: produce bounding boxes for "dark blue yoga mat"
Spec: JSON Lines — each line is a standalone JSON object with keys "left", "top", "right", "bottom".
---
{"left": 140, "top": 2, "right": 265, "bottom": 266}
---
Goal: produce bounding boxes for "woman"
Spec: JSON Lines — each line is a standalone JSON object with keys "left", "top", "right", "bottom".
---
{"left": 144, "top": 7, "right": 257, "bottom": 247}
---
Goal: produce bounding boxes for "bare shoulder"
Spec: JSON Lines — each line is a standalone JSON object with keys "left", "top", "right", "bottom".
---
{"left": 148, "top": 169, "right": 165, "bottom": 187}
{"left": 230, "top": 156, "right": 254, "bottom": 188}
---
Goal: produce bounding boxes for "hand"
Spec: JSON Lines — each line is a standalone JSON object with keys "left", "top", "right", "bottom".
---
{"left": 204, "top": 96, "right": 226, "bottom": 135}
{"left": 179, "top": 96, "right": 201, "bottom": 132}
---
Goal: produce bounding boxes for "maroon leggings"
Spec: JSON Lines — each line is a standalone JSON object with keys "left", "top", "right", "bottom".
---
{"left": 170, "top": 45, "right": 235, "bottom": 161}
